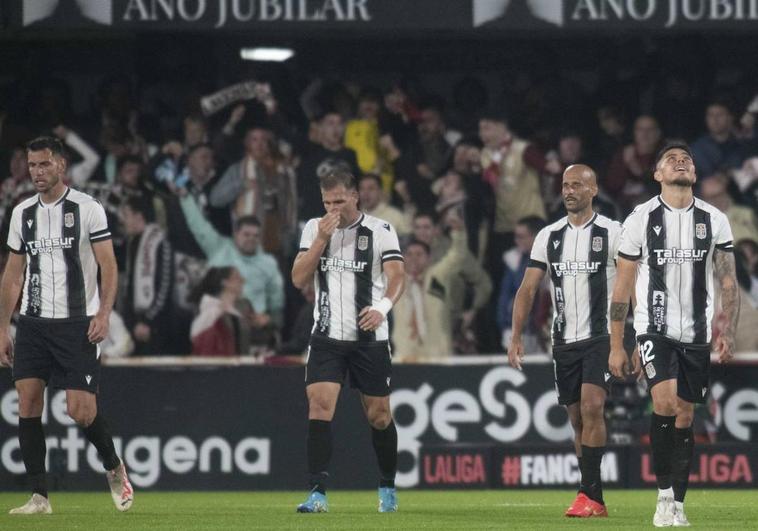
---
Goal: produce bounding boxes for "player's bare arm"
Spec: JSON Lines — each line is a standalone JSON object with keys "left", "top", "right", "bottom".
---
{"left": 90, "top": 239, "right": 118, "bottom": 344}
{"left": 713, "top": 248, "right": 740, "bottom": 363}
{"left": 609, "top": 256, "right": 637, "bottom": 378}
{"left": 0, "top": 252, "right": 26, "bottom": 367}
{"left": 291, "top": 212, "right": 340, "bottom": 290}
{"left": 358, "top": 260, "right": 405, "bottom": 332}
{"left": 508, "top": 266, "right": 545, "bottom": 370}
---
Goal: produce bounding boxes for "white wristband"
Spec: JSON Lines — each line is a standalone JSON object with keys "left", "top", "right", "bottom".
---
{"left": 371, "top": 297, "right": 393, "bottom": 318}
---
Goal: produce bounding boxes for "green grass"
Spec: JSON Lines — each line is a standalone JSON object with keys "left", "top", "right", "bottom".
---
{"left": 0, "top": 490, "right": 756, "bottom": 530}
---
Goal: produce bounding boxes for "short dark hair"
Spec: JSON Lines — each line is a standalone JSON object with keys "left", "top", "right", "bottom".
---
{"left": 123, "top": 195, "right": 155, "bottom": 223}
{"left": 320, "top": 169, "right": 356, "bottom": 191}
{"left": 187, "top": 142, "right": 213, "bottom": 156}
{"left": 516, "top": 216, "right": 547, "bottom": 236}
{"left": 358, "top": 173, "right": 382, "bottom": 188}
{"left": 234, "top": 215, "right": 260, "bottom": 232}
{"left": 26, "top": 136, "right": 65, "bottom": 157}
{"left": 479, "top": 107, "right": 509, "bottom": 126}
{"left": 655, "top": 141, "right": 693, "bottom": 167}
{"left": 404, "top": 238, "right": 431, "bottom": 255}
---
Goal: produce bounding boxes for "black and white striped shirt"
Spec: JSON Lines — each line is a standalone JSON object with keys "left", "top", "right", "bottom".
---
{"left": 618, "top": 196, "right": 734, "bottom": 344}
{"left": 529, "top": 213, "right": 622, "bottom": 346}
{"left": 6, "top": 188, "right": 111, "bottom": 319}
{"left": 299, "top": 213, "right": 403, "bottom": 342}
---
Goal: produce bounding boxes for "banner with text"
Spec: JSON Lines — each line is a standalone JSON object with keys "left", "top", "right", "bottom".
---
{"left": 1, "top": 363, "right": 756, "bottom": 490}
{"left": 6, "top": 1, "right": 758, "bottom": 33}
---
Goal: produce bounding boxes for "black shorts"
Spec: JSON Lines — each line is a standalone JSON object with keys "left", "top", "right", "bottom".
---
{"left": 305, "top": 335, "right": 392, "bottom": 397}
{"left": 637, "top": 334, "right": 710, "bottom": 404}
{"left": 12, "top": 316, "right": 100, "bottom": 393}
{"left": 552, "top": 337, "right": 612, "bottom": 406}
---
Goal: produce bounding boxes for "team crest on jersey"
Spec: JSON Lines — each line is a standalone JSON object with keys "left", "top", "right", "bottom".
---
{"left": 64, "top": 212, "right": 75, "bottom": 228}
{"left": 592, "top": 236, "right": 603, "bottom": 252}
{"left": 357, "top": 235, "right": 369, "bottom": 251}
{"left": 695, "top": 223, "right": 706, "bottom": 239}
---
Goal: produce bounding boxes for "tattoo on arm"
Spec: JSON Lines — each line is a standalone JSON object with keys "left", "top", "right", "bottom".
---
{"left": 714, "top": 249, "right": 740, "bottom": 335}
{"left": 610, "top": 302, "right": 629, "bottom": 321}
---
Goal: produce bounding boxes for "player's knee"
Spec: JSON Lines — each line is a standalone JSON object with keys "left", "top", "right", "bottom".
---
{"left": 367, "top": 407, "right": 392, "bottom": 430}
{"left": 308, "top": 398, "right": 335, "bottom": 420}
{"left": 580, "top": 399, "right": 605, "bottom": 424}
{"left": 676, "top": 406, "right": 695, "bottom": 427}
{"left": 67, "top": 403, "right": 96, "bottom": 427}
{"left": 653, "top": 397, "right": 678, "bottom": 416}
{"left": 17, "top": 393, "right": 44, "bottom": 417}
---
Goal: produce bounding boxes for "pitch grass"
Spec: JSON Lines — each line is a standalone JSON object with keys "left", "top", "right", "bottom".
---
{"left": 0, "top": 490, "right": 756, "bottom": 530}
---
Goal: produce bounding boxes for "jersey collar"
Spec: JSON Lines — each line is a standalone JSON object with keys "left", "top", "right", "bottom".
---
{"left": 37, "top": 187, "right": 70, "bottom": 208}
{"left": 657, "top": 195, "right": 695, "bottom": 212}
{"left": 346, "top": 213, "right": 364, "bottom": 230}
{"left": 566, "top": 212, "right": 597, "bottom": 230}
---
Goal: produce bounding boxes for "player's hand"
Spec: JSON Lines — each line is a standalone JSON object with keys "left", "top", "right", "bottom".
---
{"left": 358, "top": 306, "right": 384, "bottom": 332}
{"left": 714, "top": 333, "right": 735, "bottom": 364}
{"left": 507, "top": 337, "right": 524, "bottom": 370}
{"left": 88, "top": 312, "right": 110, "bottom": 344}
{"left": 609, "top": 346, "right": 630, "bottom": 379}
{"left": 0, "top": 330, "right": 14, "bottom": 368}
{"left": 317, "top": 212, "right": 340, "bottom": 242}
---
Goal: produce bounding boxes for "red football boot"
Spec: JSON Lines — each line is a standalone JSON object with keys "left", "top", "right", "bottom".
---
{"left": 565, "top": 492, "right": 608, "bottom": 517}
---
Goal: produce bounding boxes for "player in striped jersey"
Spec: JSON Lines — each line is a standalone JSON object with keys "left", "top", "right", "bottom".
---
{"left": 0, "top": 137, "right": 133, "bottom": 515}
{"left": 291, "top": 170, "right": 405, "bottom": 513}
{"left": 509, "top": 164, "right": 622, "bottom": 518}
{"left": 609, "top": 142, "right": 739, "bottom": 527}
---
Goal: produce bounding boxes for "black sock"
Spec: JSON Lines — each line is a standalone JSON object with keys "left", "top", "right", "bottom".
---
{"left": 672, "top": 427, "right": 694, "bottom": 503}
{"left": 650, "top": 413, "right": 676, "bottom": 490}
{"left": 19, "top": 417, "right": 47, "bottom": 498}
{"left": 371, "top": 421, "right": 398, "bottom": 489}
{"left": 579, "top": 445, "right": 605, "bottom": 504}
{"left": 82, "top": 414, "right": 120, "bottom": 471}
{"left": 577, "top": 456, "right": 583, "bottom": 491}
{"left": 307, "top": 420, "right": 332, "bottom": 494}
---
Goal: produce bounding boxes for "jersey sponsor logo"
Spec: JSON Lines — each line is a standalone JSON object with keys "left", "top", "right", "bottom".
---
{"left": 592, "top": 236, "right": 603, "bottom": 252}
{"left": 64, "top": 212, "right": 75, "bottom": 228}
{"left": 320, "top": 256, "right": 368, "bottom": 273}
{"left": 652, "top": 248, "right": 707, "bottom": 265}
{"left": 550, "top": 260, "right": 602, "bottom": 277}
{"left": 26, "top": 219, "right": 33, "bottom": 228}
{"left": 25, "top": 236, "right": 75, "bottom": 255}
{"left": 696, "top": 223, "right": 707, "bottom": 239}
{"left": 357, "top": 235, "right": 369, "bottom": 251}
{"left": 653, "top": 225, "right": 662, "bottom": 236}
{"left": 552, "top": 240, "right": 560, "bottom": 249}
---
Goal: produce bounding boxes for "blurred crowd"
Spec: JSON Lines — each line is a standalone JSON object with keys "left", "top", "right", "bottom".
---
{"left": 1, "top": 73, "right": 757, "bottom": 360}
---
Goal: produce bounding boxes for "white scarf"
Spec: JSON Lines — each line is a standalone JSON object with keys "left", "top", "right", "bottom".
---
{"left": 133, "top": 223, "right": 164, "bottom": 312}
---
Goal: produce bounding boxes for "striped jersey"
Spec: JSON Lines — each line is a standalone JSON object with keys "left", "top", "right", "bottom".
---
{"left": 299, "top": 213, "right": 403, "bottom": 342}
{"left": 618, "top": 195, "right": 734, "bottom": 344}
{"left": 6, "top": 188, "right": 112, "bottom": 318}
{"left": 529, "top": 213, "right": 623, "bottom": 345}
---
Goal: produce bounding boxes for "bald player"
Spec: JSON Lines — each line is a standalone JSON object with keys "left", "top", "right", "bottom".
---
{"left": 509, "top": 165, "right": 624, "bottom": 518}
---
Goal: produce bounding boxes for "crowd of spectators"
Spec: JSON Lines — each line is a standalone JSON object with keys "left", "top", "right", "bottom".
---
{"left": 1, "top": 71, "right": 758, "bottom": 359}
